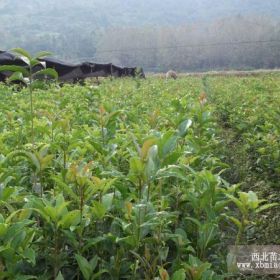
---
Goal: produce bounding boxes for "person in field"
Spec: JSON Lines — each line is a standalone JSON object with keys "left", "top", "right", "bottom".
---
{"left": 166, "top": 70, "right": 177, "bottom": 79}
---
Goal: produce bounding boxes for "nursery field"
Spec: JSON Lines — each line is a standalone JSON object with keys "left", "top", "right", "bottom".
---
{"left": 0, "top": 74, "right": 280, "bottom": 279}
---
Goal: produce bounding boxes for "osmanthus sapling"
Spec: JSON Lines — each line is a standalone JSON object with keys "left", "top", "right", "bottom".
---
{"left": 28, "top": 194, "right": 81, "bottom": 278}
{"left": 5, "top": 144, "right": 54, "bottom": 197}
{"left": 0, "top": 212, "right": 36, "bottom": 278}
{"left": 0, "top": 48, "right": 58, "bottom": 147}
{"left": 225, "top": 190, "right": 278, "bottom": 245}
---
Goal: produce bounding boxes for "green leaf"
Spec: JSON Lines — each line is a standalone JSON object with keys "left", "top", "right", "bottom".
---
{"left": 174, "top": 228, "right": 189, "bottom": 244}
{"left": 117, "top": 235, "right": 137, "bottom": 247}
{"left": 30, "top": 207, "right": 50, "bottom": 223}
{"left": 141, "top": 138, "right": 157, "bottom": 160}
{"left": 102, "top": 193, "right": 114, "bottom": 211}
{"left": 18, "top": 208, "right": 32, "bottom": 221}
{"left": 129, "top": 157, "right": 145, "bottom": 181}
{"left": 146, "top": 145, "right": 159, "bottom": 180}
{"left": 171, "top": 269, "right": 186, "bottom": 280}
{"left": 177, "top": 119, "right": 192, "bottom": 137}
{"left": 226, "top": 194, "right": 246, "bottom": 215}
{"left": 6, "top": 209, "right": 28, "bottom": 223}
{"left": 11, "top": 48, "right": 32, "bottom": 61}
{"left": 56, "top": 201, "right": 70, "bottom": 219}
{"left": 130, "top": 157, "right": 144, "bottom": 172}
{"left": 156, "top": 165, "right": 188, "bottom": 181}
{"left": 83, "top": 236, "right": 106, "bottom": 251}
{"left": 44, "top": 206, "right": 57, "bottom": 222}
{"left": 34, "top": 51, "right": 53, "bottom": 59}
{"left": 198, "top": 223, "right": 218, "bottom": 252}
{"left": 0, "top": 224, "right": 8, "bottom": 237}
{"left": 32, "top": 68, "right": 58, "bottom": 79}
{"left": 158, "top": 131, "right": 178, "bottom": 159}
{"left": 0, "top": 65, "right": 29, "bottom": 76}
{"left": 23, "top": 248, "right": 36, "bottom": 265}
{"left": 30, "top": 58, "right": 41, "bottom": 68}
{"left": 89, "top": 255, "right": 99, "bottom": 271}
{"left": 256, "top": 203, "right": 279, "bottom": 213}
{"left": 214, "top": 200, "right": 230, "bottom": 212}
{"left": 0, "top": 187, "right": 15, "bottom": 201}
{"left": 11, "top": 230, "right": 26, "bottom": 250}
{"left": 75, "top": 254, "right": 92, "bottom": 280}
{"left": 59, "top": 210, "right": 81, "bottom": 229}
{"left": 185, "top": 217, "right": 201, "bottom": 228}
{"left": 247, "top": 191, "right": 259, "bottom": 209}
{"left": 6, "top": 150, "right": 41, "bottom": 173}
{"left": 55, "top": 271, "right": 64, "bottom": 280}
{"left": 92, "top": 201, "right": 106, "bottom": 219}
{"left": 53, "top": 177, "right": 79, "bottom": 203}
{"left": 162, "top": 150, "right": 181, "bottom": 166}
{"left": 0, "top": 246, "right": 14, "bottom": 262}
{"left": 238, "top": 192, "right": 249, "bottom": 206}
{"left": 227, "top": 216, "right": 242, "bottom": 230}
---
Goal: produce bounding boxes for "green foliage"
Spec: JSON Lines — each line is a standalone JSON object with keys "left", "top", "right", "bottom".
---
{"left": 0, "top": 48, "right": 58, "bottom": 148}
{"left": 0, "top": 75, "right": 278, "bottom": 279}
{"left": 207, "top": 75, "right": 280, "bottom": 185}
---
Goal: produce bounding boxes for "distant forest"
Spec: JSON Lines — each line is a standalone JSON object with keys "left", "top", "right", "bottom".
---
{"left": 95, "top": 16, "right": 280, "bottom": 72}
{"left": 1, "top": 0, "right": 280, "bottom": 72}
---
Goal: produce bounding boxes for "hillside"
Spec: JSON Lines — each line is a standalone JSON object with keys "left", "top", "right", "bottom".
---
{"left": 1, "top": 0, "right": 280, "bottom": 71}
{"left": 1, "top": 0, "right": 280, "bottom": 27}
